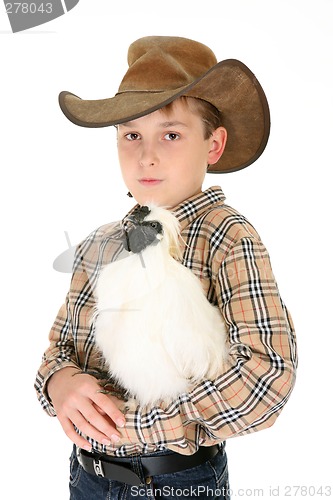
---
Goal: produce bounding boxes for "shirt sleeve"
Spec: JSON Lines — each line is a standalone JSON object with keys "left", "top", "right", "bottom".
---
{"left": 34, "top": 245, "right": 95, "bottom": 417}
{"left": 34, "top": 292, "right": 78, "bottom": 416}
{"left": 116, "top": 236, "right": 297, "bottom": 454}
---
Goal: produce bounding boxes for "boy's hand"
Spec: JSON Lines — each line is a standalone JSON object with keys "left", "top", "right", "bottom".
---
{"left": 47, "top": 367, "right": 126, "bottom": 451}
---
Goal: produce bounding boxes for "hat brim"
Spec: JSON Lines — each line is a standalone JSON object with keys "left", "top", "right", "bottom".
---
{"left": 59, "top": 59, "right": 270, "bottom": 173}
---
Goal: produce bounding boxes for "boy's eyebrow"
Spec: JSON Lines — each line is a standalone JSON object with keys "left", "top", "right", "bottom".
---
{"left": 158, "top": 121, "right": 188, "bottom": 128}
{"left": 119, "top": 120, "right": 188, "bottom": 128}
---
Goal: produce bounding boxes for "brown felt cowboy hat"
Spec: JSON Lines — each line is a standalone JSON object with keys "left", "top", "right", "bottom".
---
{"left": 59, "top": 36, "right": 270, "bottom": 173}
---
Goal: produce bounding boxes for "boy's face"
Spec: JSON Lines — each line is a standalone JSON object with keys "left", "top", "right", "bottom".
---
{"left": 117, "top": 99, "right": 227, "bottom": 208}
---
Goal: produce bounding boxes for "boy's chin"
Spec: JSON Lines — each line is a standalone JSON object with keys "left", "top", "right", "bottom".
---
{"left": 133, "top": 196, "right": 160, "bottom": 207}
{"left": 131, "top": 192, "right": 167, "bottom": 207}
{"left": 131, "top": 187, "right": 199, "bottom": 209}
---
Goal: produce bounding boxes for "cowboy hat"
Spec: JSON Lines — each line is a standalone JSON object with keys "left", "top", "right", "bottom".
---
{"left": 59, "top": 36, "right": 270, "bottom": 173}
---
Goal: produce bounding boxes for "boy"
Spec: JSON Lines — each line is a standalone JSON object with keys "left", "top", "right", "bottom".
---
{"left": 35, "top": 36, "right": 297, "bottom": 499}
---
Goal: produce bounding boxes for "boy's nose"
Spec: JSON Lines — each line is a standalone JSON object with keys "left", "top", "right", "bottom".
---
{"left": 141, "top": 160, "right": 156, "bottom": 167}
{"left": 139, "top": 143, "right": 159, "bottom": 168}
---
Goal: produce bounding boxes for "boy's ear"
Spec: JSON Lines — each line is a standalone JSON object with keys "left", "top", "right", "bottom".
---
{"left": 207, "top": 127, "right": 227, "bottom": 165}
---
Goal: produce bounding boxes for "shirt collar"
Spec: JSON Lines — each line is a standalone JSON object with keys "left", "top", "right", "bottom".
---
{"left": 172, "top": 186, "right": 226, "bottom": 232}
{"left": 122, "top": 186, "right": 226, "bottom": 232}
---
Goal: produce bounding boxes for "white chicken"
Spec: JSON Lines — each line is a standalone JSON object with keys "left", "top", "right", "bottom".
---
{"left": 92, "top": 205, "right": 229, "bottom": 406}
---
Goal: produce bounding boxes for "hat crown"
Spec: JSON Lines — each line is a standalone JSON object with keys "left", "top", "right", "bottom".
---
{"left": 118, "top": 36, "right": 217, "bottom": 92}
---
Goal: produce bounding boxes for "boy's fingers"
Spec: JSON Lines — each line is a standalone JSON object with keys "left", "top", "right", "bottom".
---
{"left": 59, "top": 409, "right": 120, "bottom": 448}
{"left": 59, "top": 415, "right": 92, "bottom": 451}
{"left": 92, "top": 392, "right": 126, "bottom": 429}
{"left": 58, "top": 417, "right": 91, "bottom": 450}
{"left": 49, "top": 370, "right": 126, "bottom": 448}
{"left": 73, "top": 403, "right": 121, "bottom": 442}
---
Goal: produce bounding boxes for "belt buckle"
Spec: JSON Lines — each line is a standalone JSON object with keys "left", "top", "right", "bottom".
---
{"left": 77, "top": 447, "right": 105, "bottom": 478}
{"left": 93, "top": 458, "right": 105, "bottom": 478}
{"left": 76, "top": 447, "right": 83, "bottom": 467}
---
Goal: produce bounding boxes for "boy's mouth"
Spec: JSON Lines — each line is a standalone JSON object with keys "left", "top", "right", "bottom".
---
{"left": 139, "top": 178, "right": 163, "bottom": 186}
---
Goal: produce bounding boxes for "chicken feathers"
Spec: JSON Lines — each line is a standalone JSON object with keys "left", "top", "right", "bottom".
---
{"left": 92, "top": 205, "right": 229, "bottom": 406}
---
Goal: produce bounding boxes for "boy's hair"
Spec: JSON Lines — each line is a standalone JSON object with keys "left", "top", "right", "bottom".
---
{"left": 161, "top": 96, "right": 223, "bottom": 139}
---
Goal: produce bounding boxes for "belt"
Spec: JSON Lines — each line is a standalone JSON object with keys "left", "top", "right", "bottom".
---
{"left": 77, "top": 444, "right": 220, "bottom": 486}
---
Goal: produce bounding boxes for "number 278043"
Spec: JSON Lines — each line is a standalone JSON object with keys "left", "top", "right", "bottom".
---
{"left": 5, "top": 3, "right": 53, "bottom": 14}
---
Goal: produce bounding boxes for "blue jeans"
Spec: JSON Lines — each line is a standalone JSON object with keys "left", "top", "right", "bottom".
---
{"left": 69, "top": 444, "right": 230, "bottom": 499}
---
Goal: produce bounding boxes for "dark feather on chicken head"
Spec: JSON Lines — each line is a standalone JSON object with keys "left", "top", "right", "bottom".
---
{"left": 124, "top": 206, "right": 163, "bottom": 253}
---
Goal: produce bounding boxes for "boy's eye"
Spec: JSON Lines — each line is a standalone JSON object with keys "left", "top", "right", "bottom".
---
{"left": 164, "top": 133, "right": 180, "bottom": 141}
{"left": 125, "top": 133, "right": 140, "bottom": 141}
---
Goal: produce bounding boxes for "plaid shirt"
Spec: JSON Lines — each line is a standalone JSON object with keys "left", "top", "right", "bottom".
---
{"left": 35, "top": 186, "right": 297, "bottom": 456}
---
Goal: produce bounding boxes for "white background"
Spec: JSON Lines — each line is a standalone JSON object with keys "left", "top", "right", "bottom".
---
{"left": 1, "top": 0, "right": 332, "bottom": 498}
